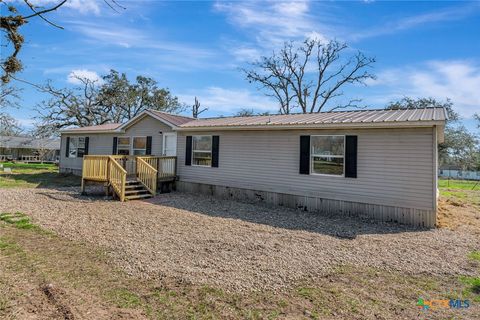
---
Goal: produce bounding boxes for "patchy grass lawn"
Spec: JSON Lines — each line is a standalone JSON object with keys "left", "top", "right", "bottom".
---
{"left": 0, "top": 162, "right": 80, "bottom": 188}
{"left": 439, "top": 179, "right": 480, "bottom": 205}
{"left": 0, "top": 170, "right": 478, "bottom": 319}
{"left": 439, "top": 179, "right": 479, "bottom": 191}
{"left": 1, "top": 215, "right": 478, "bottom": 319}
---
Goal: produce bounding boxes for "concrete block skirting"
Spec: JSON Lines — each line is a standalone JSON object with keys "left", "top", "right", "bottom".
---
{"left": 176, "top": 181, "right": 436, "bottom": 228}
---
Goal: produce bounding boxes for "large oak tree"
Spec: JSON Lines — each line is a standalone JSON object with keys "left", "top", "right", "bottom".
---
{"left": 34, "top": 70, "right": 183, "bottom": 136}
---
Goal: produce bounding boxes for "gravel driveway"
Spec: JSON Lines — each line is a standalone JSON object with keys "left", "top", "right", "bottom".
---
{"left": 0, "top": 188, "right": 478, "bottom": 292}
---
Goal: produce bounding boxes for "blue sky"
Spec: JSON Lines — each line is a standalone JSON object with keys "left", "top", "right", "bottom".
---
{"left": 4, "top": 0, "right": 480, "bottom": 131}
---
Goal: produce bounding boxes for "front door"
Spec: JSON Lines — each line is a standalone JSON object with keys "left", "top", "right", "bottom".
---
{"left": 162, "top": 133, "right": 177, "bottom": 156}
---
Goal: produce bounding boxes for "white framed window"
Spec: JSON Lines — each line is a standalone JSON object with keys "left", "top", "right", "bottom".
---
{"left": 117, "top": 137, "right": 130, "bottom": 155}
{"left": 192, "top": 135, "right": 212, "bottom": 166}
{"left": 311, "top": 135, "right": 345, "bottom": 176}
{"left": 132, "top": 137, "right": 147, "bottom": 155}
{"left": 68, "top": 137, "right": 85, "bottom": 158}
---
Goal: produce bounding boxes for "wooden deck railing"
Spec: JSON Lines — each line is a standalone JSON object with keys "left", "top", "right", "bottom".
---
{"left": 139, "top": 156, "right": 159, "bottom": 171}
{"left": 108, "top": 156, "right": 127, "bottom": 202}
{"left": 136, "top": 157, "right": 157, "bottom": 194}
{"left": 82, "top": 155, "right": 176, "bottom": 201}
{"left": 82, "top": 155, "right": 110, "bottom": 181}
{"left": 158, "top": 156, "right": 177, "bottom": 181}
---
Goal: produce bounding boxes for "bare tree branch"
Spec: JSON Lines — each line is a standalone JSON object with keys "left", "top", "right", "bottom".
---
{"left": 1, "top": 0, "right": 125, "bottom": 83}
{"left": 243, "top": 38, "right": 375, "bottom": 114}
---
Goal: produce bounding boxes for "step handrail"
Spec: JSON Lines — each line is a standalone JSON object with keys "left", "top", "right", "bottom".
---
{"left": 136, "top": 157, "right": 158, "bottom": 195}
{"left": 108, "top": 156, "right": 127, "bottom": 201}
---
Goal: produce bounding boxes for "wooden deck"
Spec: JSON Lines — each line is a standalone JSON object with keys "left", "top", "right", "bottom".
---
{"left": 81, "top": 155, "right": 177, "bottom": 201}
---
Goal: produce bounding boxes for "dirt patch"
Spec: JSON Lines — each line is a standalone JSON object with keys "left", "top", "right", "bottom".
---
{"left": 41, "top": 284, "right": 75, "bottom": 320}
{"left": 0, "top": 188, "right": 478, "bottom": 293}
{"left": 0, "top": 227, "right": 147, "bottom": 320}
{"left": 437, "top": 196, "right": 480, "bottom": 234}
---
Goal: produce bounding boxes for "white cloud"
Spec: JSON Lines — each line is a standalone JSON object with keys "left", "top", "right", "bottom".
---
{"left": 214, "top": 0, "right": 330, "bottom": 61}
{"left": 215, "top": 0, "right": 325, "bottom": 43}
{"left": 67, "top": 69, "right": 103, "bottom": 84}
{"left": 366, "top": 60, "right": 480, "bottom": 118}
{"left": 66, "top": 21, "right": 216, "bottom": 71}
{"left": 9, "top": 0, "right": 101, "bottom": 15}
{"left": 178, "top": 87, "right": 278, "bottom": 115}
{"left": 350, "top": 3, "right": 480, "bottom": 41}
{"left": 64, "top": 0, "right": 101, "bottom": 15}
{"left": 69, "top": 21, "right": 212, "bottom": 54}
{"left": 229, "top": 45, "right": 263, "bottom": 62}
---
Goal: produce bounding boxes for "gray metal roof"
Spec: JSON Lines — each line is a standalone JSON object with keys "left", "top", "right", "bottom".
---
{"left": 60, "top": 107, "right": 447, "bottom": 133}
{"left": 148, "top": 110, "right": 195, "bottom": 126}
{"left": 179, "top": 107, "right": 447, "bottom": 129}
{"left": 0, "top": 136, "right": 60, "bottom": 150}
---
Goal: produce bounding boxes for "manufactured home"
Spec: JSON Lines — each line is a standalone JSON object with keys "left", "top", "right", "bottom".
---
{"left": 59, "top": 107, "right": 446, "bottom": 227}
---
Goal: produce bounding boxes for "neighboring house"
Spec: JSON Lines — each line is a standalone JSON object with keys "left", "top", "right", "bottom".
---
{"left": 59, "top": 107, "right": 446, "bottom": 227}
{"left": 0, "top": 135, "right": 60, "bottom": 162}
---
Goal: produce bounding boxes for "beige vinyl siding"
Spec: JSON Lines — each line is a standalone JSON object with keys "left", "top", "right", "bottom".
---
{"left": 59, "top": 116, "right": 173, "bottom": 171}
{"left": 177, "top": 127, "right": 435, "bottom": 210}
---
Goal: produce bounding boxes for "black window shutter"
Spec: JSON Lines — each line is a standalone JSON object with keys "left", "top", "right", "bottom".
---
{"left": 84, "top": 137, "right": 89, "bottom": 156}
{"left": 185, "top": 136, "right": 192, "bottom": 166}
{"left": 146, "top": 136, "right": 152, "bottom": 155}
{"left": 299, "top": 135, "right": 310, "bottom": 174}
{"left": 211, "top": 136, "right": 219, "bottom": 167}
{"left": 65, "top": 137, "right": 70, "bottom": 158}
{"left": 112, "top": 137, "right": 118, "bottom": 155}
{"left": 345, "top": 135, "right": 358, "bottom": 178}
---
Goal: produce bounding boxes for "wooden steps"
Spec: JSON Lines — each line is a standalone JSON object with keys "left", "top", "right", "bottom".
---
{"left": 82, "top": 155, "right": 177, "bottom": 202}
{"left": 123, "top": 180, "right": 152, "bottom": 201}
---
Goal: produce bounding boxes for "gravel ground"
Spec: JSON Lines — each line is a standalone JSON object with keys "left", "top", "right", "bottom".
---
{"left": 0, "top": 188, "right": 478, "bottom": 292}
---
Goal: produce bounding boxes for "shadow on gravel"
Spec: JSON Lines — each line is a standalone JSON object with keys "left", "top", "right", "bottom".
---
{"left": 145, "top": 192, "right": 428, "bottom": 239}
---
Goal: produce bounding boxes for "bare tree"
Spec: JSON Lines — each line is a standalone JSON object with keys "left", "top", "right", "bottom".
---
{"left": 0, "top": 0, "right": 125, "bottom": 83}
{"left": 235, "top": 108, "right": 255, "bottom": 117}
{"left": 243, "top": 39, "right": 375, "bottom": 114}
{"left": 234, "top": 108, "right": 271, "bottom": 117}
{"left": 0, "top": 84, "right": 21, "bottom": 135}
{"left": 192, "top": 97, "right": 207, "bottom": 118}
{"left": 0, "top": 85, "right": 21, "bottom": 109}
{"left": 0, "top": 113, "right": 22, "bottom": 136}
{"left": 34, "top": 75, "right": 108, "bottom": 137}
